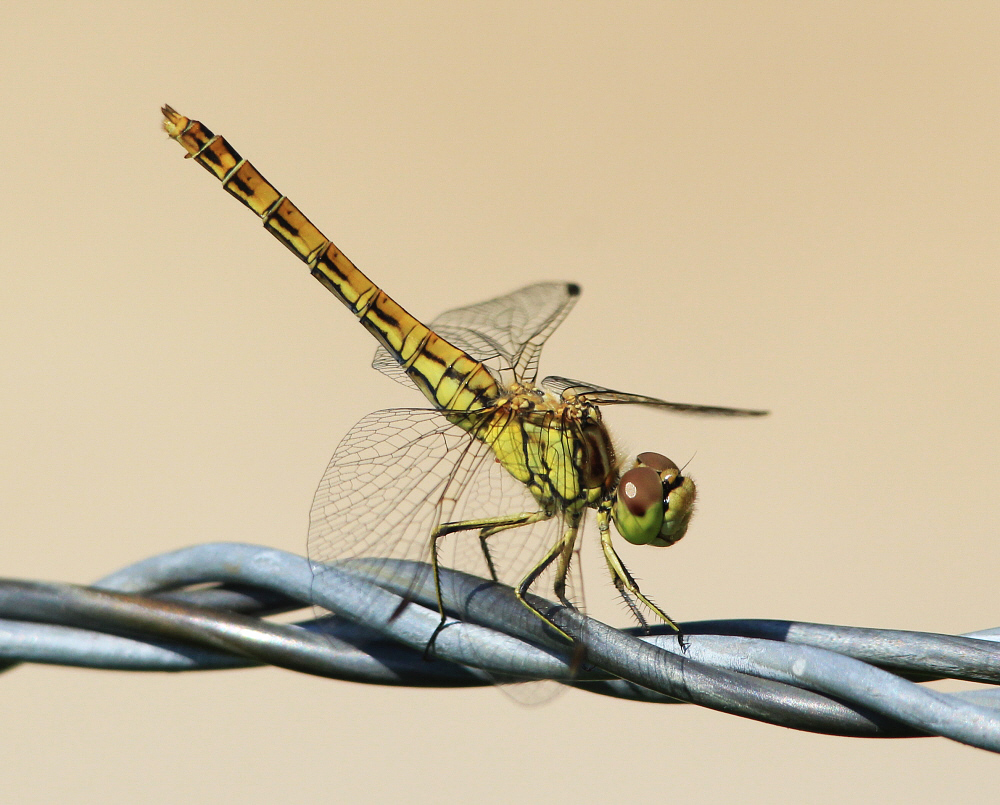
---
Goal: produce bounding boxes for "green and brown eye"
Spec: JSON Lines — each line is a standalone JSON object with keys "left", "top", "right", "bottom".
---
{"left": 620, "top": 467, "right": 662, "bottom": 515}
{"left": 637, "top": 452, "right": 681, "bottom": 486}
{"left": 612, "top": 466, "right": 665, "bottom": 545}
{"left": 636, "top": 452, "right": 676, "bottom": 474}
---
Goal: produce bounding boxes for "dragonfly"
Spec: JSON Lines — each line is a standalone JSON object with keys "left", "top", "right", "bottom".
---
{"left": 162, "top": 106, "right": 767, "bottom": 649}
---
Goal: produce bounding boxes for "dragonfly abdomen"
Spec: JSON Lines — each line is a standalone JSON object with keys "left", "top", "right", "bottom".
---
{"left": 162, "top": 106, "right": 500, "bottom": 412}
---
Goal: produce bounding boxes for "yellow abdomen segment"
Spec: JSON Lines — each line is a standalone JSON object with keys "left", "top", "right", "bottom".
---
{"left": 162, "top": 106, "right": 498, "bottom": 413}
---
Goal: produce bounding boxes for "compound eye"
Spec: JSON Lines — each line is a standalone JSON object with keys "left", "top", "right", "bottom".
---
{"left": 636, "top": 452, "right": 678, "bottom": 474}
{"left": 637, "top": 451, "right": 683, "bottom": 487}
{"left": 613, "top": 467, "right": 666, "bottom": 546}
{"left": 619, "top": 467, "right": 663, "bottom": 516}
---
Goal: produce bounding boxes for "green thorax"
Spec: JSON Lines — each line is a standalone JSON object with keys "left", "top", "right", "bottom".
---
{"left": 450, "top": 383, "right": 618, "bottom": 513}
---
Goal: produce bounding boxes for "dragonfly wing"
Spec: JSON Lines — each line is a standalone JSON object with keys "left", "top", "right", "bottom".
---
{"left": 372, "top": 282, "right": 581, "bottom": 389}
{"left": 308, "top": 406, "right": 567, "bottom": 622}
{"left": 309, "top": 408, "right": 491, "bottom": 580}
{"left": 371, "top": 345, "right": 417, "bottom": 389}
{"left": 541, "top": 375, "right": 769, "bottom": 416}
{"left": 539, "top": 375, "right": 612, "bottom": 398}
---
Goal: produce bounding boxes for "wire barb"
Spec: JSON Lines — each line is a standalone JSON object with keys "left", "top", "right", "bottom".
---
{"left": 1, "top": 542, "right": 998, "bottom": 751}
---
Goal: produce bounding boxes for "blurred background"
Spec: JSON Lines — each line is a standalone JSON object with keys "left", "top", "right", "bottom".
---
{"left": 1, "top": 2, "right": 997, "bottom": 801}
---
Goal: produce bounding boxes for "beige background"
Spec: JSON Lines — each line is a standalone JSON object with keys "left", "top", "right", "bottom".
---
{"left": 2, "top": 2, "right": 998, "bottom": 802}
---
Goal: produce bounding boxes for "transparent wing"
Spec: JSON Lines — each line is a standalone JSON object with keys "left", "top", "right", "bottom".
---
{"left": 307, "top": 406, "right": 573, "bottom": 627}
{"left": 309, "top": 408, "right": 491, "bottom": 576}
{"left": 541, "top": 375, "right": 769, "bottom": 416}
{"left": 373, "top": 282, "right": 581, "bottom": 390}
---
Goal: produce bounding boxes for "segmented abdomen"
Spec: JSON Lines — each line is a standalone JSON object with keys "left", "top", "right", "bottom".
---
{"left": 162, "top": 106, "right": 499, "bottom": 414}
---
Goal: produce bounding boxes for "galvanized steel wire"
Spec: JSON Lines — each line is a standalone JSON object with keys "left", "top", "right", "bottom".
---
{"left": 1, "top": 542, "right": 998, "bottom": 751}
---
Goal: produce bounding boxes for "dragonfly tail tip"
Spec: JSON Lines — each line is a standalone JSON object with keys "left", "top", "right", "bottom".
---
{"left": 161, "top": 105, "right": 187, "bottom": 136}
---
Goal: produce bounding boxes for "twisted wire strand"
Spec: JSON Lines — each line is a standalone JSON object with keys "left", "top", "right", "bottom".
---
{"left": 0, "top": 543, "right": 997, "bottom": 751}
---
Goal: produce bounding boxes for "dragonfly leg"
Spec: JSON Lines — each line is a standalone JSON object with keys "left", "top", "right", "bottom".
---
{"left": 551, "top": 515, "right": 582, "bottom": 611}
{"left": 597, "top": 510, "right": 682, "bottom": 635}
{"left": 515, "top": 524, "right": 581, "bottom": 644}
{"left": 476, "top": 511, "right": 552, "bottom": 582}
{"left": 425, "top": 511, "right": 550, "bottom": 655}
{"left": 478, "top": 531, "right": 500, "bottom": 583}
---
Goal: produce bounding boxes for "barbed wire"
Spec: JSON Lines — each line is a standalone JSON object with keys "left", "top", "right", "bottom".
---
{"left": 1, "top": 542, "right": 998, "bottom": 751}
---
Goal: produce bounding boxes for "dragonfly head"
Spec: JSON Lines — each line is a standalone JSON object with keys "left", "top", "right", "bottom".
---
{"left": 612, "top": 452, "right": 695, "bottom": 548}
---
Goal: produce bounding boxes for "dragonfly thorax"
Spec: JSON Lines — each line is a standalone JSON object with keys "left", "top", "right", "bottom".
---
{"left": 484, "top": 386, "right": 616, "bottom": 515}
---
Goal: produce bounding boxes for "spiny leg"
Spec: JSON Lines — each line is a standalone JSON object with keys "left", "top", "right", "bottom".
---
{"left": 515, "top": 523, "right": 581, "bottom": 644}
{"left": 611, "top": 578, "right": 650, "bottom": 631}
{"left": 600, "top": 541, "right": 651, "bottom": 630}
{"left": 479, "top": 532, "right": 500, "bottom": 583}
{"left": 597, "top": 510, "right": 682, "bottom": 635}
{"left": 425, "top": 511, "right": 550, "bottom": 655}
{"left": 551, "top": 513, "right": 582, "bottom": 610}
{"left": 477, "top": 510, "right": 552, "bottom": 582}
{"left": 547, "top": 518, "right": 590, "bottom": 674}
